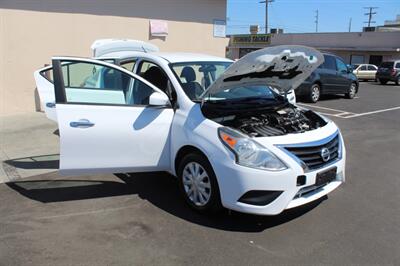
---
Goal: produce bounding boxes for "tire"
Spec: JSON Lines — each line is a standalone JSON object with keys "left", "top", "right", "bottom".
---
{"left": 395, "top": 76, "right": 400, "bottom": 85}
{"left": 307, "top": 83, "right": 321, "bottom": 103}
{"left": 177, "top": 152, "right": 222, "bottom": 214}
{"left": 345, "top": 83, "right": 357, "bottom": 99}
{"left": 379, "top": 79, "right": 388, "bottom": 85}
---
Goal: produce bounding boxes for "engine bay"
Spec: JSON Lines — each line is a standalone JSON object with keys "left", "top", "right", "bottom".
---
{"left": 209, "top": 106, "right": 327, "bottom": 137}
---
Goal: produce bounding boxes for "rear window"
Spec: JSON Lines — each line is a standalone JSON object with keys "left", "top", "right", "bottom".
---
{"left": 380, "top": 62, "right": 394, "bottom": 68}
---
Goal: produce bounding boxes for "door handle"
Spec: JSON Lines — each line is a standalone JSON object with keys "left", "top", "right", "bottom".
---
{"left": 46, "top": 102, "right": 56, "bottom": 108}
{"left": 70, "top": 119, "right": 95, "bottom": 128}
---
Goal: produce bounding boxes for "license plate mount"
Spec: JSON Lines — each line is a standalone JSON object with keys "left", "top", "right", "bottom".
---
{"left": 315, "top": 167, "right": 337, "bottom": 186}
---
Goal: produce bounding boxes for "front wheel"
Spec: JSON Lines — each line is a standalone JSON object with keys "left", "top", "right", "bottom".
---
{"left": 395, "top": 76, "right": 400, "bottom": 85}
{"left": 177, "top": 153, "right": 222, "bottom": 214}
{"left": 345, "top": 83, "right": 357, "bottom": 99}
{"left": 307, "top": 83, "right": 321, "bottom": 103}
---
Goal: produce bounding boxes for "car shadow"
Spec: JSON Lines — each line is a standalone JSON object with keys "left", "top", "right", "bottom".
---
{"left": 115, "top": 172, "right": 326, "bottom": 232}
{"left": 4, "top": 154, "right": 60, "bottom": 170}
{"left": 6, "top": 171, "right": 326, "bottom": 232}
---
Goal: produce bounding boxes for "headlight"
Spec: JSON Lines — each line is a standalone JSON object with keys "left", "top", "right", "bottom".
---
{"left": 218, "top": 127, "right": 287, "bottom": 171}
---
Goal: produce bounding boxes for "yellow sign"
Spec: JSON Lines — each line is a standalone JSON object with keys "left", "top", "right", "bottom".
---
{"left": 232, "top": 34, "right": 271, "bottom": 44}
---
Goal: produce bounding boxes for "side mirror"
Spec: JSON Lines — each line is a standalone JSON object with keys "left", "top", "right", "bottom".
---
{"left": 149, "top": 92, "right": 170, "bottom": 107}
{"left": 346, "top": 65, "right": 353, "bottom": 73}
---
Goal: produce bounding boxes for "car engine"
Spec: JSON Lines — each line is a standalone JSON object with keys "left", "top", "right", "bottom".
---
{"left": 214, "top": 106, "right": 327, "bottom": 137}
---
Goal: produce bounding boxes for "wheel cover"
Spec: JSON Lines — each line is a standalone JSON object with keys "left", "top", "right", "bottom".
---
{"left": 349, "top": 84, "right": 356, "bottom": 97}
{"left": 311, "top": 86, "right": 320, "bottom": 101}
{"left": 182, "top": 162, "right": 211, "bottom": 206}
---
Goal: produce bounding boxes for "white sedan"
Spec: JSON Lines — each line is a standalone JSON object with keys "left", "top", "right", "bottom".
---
{"left": 34, "top": 43, "right": 345, "bottom": 215}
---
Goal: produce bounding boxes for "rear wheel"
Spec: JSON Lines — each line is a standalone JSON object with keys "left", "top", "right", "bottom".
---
{"left": 177, "top": 153, "right": 222, "bottom": 214}
{"left": 345, "top": 83, "right": 357, "bottom": 99}
{"left": 307, "top": 83, "right": 321, "bottom": 103}
{"left": 379, "top": 78, "right": 388, "bottom": 85}
{"left": 395, "top": 76, "right": 400, "bottom": 85}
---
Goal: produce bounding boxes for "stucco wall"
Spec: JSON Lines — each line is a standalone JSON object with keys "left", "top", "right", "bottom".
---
{"left": 0, "top": 0, "right": 228, "bottom": 115}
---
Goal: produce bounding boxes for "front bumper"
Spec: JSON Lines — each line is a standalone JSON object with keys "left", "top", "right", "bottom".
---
{"left": 212, "top": 130, "right": 346, "bottom": 215}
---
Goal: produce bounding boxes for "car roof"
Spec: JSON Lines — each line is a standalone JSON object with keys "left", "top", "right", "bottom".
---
{"left": 153, "top": 52, "right": 232, "bottom": 63}
{"left": 98, "top": 51, "right": 232, "bottom": 63}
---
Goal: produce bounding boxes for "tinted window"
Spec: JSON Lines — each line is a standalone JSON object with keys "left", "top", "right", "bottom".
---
{"left": 367, "top": 65, "right": 377, "bottom": 70}
{"left": 395, "top": 62, "right": 400, "bottom": 68}
{"left": 380, "top": 62, "right": 394, "bottom": 68}
{"left": 324, "top": 55, "right": 336, "bottom": 70}
{"left": 360, "top": 65, "right": 367, "bottom": 71}
{"left": 59, "top": 61, "right": 155, "bottom": 106}
{"left": 40, "top": 68, "right": 54, "bottom": 82}
{"left": 336, "top": 58, "right": 347, "bottom": 73}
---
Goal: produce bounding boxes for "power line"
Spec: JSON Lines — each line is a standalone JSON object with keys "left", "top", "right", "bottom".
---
{"left": 259, "top": 0, "right": 274, "bottom": 34}
{"left": 364, "top": 7, "right": 378, "bottom": 27}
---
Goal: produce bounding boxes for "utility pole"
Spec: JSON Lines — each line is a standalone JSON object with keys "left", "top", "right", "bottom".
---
{"left": 348, "top": 17, "right": 352, "bottom": 32}
{"left": 315, "top": 10, "right": 319, "bottom": 32}
{"left": 364, "top": 7, "right": 378, "bottom": 27}
{"left": 260, "top": 0, "right": 274, "bottom": 34}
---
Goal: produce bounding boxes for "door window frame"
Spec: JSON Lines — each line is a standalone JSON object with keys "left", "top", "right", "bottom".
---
{"left": 52, "top": 57, "right": 171, "bottom": 108}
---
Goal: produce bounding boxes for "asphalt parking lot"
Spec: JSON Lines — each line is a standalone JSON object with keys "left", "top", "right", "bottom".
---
{"left": 0, "top": 82, "right": 399, "bottom": 265}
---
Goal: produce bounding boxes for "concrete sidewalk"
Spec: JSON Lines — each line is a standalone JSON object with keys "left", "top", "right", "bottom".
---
{"left": 0, "top": 112, "right": 59, "bottom": 183}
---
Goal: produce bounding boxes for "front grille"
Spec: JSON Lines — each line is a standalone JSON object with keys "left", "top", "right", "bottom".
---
{"left": 284, "top": 134, "right": 340, "bottom": 170}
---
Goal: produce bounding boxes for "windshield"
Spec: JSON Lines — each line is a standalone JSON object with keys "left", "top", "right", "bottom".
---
{"left": 380, "top": 62, "right": 394, "bottom": 68}
{"left": 170, "top": 61, "right": 232, "bottom": 100}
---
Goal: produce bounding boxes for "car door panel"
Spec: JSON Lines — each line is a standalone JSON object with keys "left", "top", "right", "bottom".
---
{"left": 52, "top": 57, "right": 174, "bottom": 176}
{"left": 57, "top": 104, "right": 173, "bottom": 175}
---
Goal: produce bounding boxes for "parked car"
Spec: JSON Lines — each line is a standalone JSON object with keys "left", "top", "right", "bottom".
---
{"left": 34, "top": 44, "right": 345, "bottom": 216}
{"left": 295, "top": 53, "right": 359, "bottom": 103}
{"left": 376, "top": 61, "right": 400, "bottom": 85}
{"left": 352, "top": 64, "right": 378, "bottom": 81}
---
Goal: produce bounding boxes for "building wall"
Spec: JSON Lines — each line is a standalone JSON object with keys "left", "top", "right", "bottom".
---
{"left": 0, "top": 0, "right": 228, "bottom": 115}
{"left": 228, "top": 32, "right": 400, "bottom": 64}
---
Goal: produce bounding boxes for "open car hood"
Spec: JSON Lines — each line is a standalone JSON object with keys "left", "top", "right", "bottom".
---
{"left": 201, "top": 45, "right": 324, "bottom": 98}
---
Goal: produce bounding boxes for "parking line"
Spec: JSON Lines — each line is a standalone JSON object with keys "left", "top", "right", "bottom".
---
{"left": 297, "top": 103, "right": 354, "bottom": 114}
{"left": 344, "top": 106, "right": 400, "bottom": 118}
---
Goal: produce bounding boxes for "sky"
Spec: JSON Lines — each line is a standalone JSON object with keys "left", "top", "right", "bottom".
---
{"left": 226, "top": 0, "right": 400, "bottom": 34}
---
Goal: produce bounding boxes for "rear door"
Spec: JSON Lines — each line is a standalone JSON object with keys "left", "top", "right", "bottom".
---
{"left": 52, "top": 57, "right": 174, "bottom": 175}
{"left": 34, "top": 66, "right": 57, "bottom": 121}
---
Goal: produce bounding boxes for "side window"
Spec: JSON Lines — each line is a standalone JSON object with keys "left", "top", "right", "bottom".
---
{"left": 120, "top": 60, "right": 136, "bottom": 72}
{"left": 324, "top": 55, "right": 337, "bottom": 70}
{"left": 40, "top": 68, "right": 54, "bottom": 82}
{"left": 58, "top": 61, "right": 155, "bottom": 106}
{"left": 360, "top": 65, "right": 367, "bottom": 71}
{"left": 137, "top": 61, "right": 169, "bottom": 93}
{"left": 395, "top": 62, "right": 400, "bottom": 68}
{"left": 335, "top": 58, "right": 347, "bottom": 73}
{"left": 367, "top": 65, "right": 377, "bottom": 70}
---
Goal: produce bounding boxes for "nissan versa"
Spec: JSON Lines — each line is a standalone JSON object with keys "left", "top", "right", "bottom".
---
{"left": 34, "top": 43, "right": 345, "bottom": 215}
